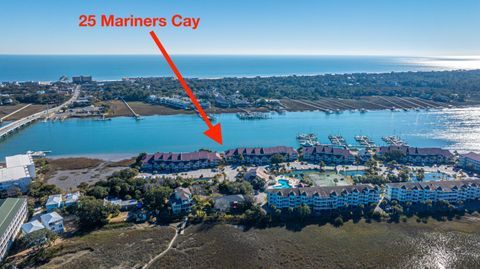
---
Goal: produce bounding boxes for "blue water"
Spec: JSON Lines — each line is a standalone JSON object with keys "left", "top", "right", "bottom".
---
{"left": 0, "top": 55, "right": 450, "bottom": 82}
{"left": 1, "top": 107, "right": 480, "bottom": 160}
{"left": 273, "top": 179, "right": 292, "bottom": 189}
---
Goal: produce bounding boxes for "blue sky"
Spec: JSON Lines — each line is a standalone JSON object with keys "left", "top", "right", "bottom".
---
{"left": 1, "top": 0, "right": 479, "bottom": 55}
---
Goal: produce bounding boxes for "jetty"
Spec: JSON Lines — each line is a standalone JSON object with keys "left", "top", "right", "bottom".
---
{"left": 0, "top": 86, "right": 80, "bottom": 140}
{"left": 328, "top": 135, "right": 348, "bottom": 148}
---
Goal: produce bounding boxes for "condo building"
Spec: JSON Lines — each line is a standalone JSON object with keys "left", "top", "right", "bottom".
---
{"left": 377, "top": 146, "right": 453, "bottom": 165}
{"left": 0, "top": 198, "right": 27, "bottom": 261}
{"left": 224, "top": 146, "right": 298, "bottom": 165}
{"left": 0, "top": 154, "right": 36, "bottom": 192}
{"left": 141, "top": 151, "right": 221, "bottom": 173}
{"left": 302, "top": 145, "right": 355, "bottom": 164}
{"left": 458, "top": 152, "right": 480, "bottom": 173}
{"left": 267, "top": 184, "right": 381, "bottom": 213}
{"left": 385, "top": 180, "right": 480, "bottom": 203}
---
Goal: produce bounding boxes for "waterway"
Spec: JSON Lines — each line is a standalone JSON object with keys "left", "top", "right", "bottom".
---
{"left": 1, "top": 107, "right": 480, "bottom": 160}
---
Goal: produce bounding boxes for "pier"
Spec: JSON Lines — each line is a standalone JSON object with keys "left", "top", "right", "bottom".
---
{"left": 121, "top": 98, "right": 142, "bottom": 119}
{"left": 0, "top": 86, "right": 80, "bottom": 140}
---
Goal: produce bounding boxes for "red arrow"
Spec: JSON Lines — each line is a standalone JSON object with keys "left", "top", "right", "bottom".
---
{"left": 149, "top": 31, "right": 223, "bottom": 145}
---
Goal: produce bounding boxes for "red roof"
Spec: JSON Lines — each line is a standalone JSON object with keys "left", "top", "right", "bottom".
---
{"left": 143, "top": 151, "right": 221, "bottom": 163}
{"left": 462, "top": 152, "right": 480, "bottom": 162}
{"left": 224, "top": 146, "right": 297, "bottom": 157}
{"left": 303, "top": 145, "right": 354, "bottom": 158}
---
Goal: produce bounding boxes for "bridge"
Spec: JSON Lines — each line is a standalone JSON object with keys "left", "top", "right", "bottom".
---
{"left": 0, "top": 86, "right": 80, "bottom": 140}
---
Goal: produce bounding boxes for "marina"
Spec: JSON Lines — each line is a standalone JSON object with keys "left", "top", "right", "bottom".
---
{"left": 382, "top": 135, "right": 408, "bottom": 146}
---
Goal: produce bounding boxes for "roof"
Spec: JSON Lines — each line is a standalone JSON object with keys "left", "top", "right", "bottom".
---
{"left": 143, "top": 151, "right": 221, "bottom": 164}
{"left": 173, "top": 187, "right": 192, "bottom": 200}
{"left": 386, "top": 179, "right": 480, "bottom": 191}
{"left": 302, "top": 145, "right": 354, "bottom": 158}
{"left": 378, "top": 146, "right": 453, "bottom": 158}
{"left": 5, "top": 154, "right": 34, "bottom": 168}
{"left": 65, "top": 192, "right": 80, "bottom": 204}
{"left": 21, "top": 220, "right": 45, "bottom": 234}
{"left": 40, "top": 212, "right": 63, "bottom": 224}
{"left": 0, "top": 166, "right": 31, "bottom": 183}
{"left": 46, "top": 194, "right": 63, "bottom": 206}
{"left": 214, "top": 194, "right": 245, "bottom": 204}
{"left": 266, "top": 184, "right": 379, "bottom": 198}
{"left": 461, "top": 152, "right": 480, "bottom": 162}
{"left": 105, "top": 198, "right": 138, "bottom": 207}
{"left": 0, "top": 198, "right": 27, "bottom": 237}
{"left": 245, "top": 167, "right": 270, "bottom": 181}
{"left": 224, "top": 146, "right": 297, "bottom": 157}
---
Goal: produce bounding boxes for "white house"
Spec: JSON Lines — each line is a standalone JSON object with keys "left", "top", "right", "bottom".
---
{"left": 40, "top": 212, "right": 64, "bottom": 234}
{"left": 21, "top": 220, "right": 45, "bottom": 235}
{"left": 64, "top": 192, "right": 80, "bottom": 207}
{"left": 385, "top": 180, "right": 480, "bottom": 203}
{"left": 5, "top": 154, "right": 36, "bottom": 178}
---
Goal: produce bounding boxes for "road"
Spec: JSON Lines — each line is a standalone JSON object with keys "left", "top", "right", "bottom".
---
{"left": 0, "top": 86, "right": 80, "bottom": 139}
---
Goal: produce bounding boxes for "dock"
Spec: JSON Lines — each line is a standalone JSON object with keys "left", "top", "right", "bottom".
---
{"left": 121, "top": 98, "right": 142, "bottom": 120}
{"left": 382, "top": 136, "right": 408, "bottom": 146}
{"left": 354, "top": 135, "right": 376, "bottom": 148}
{"left": 328, "top": 135, "right": 348, "bottom": 148}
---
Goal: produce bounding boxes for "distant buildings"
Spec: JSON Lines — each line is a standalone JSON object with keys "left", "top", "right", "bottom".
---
{"left": 104, "top": 198, "right": 139, "bottom": 211}
{"left": 267, "top": 185, "right": 380, "bottom": 213}
{"left": 169, "top": 187, "right": 193, "bottom": 215}
{"left": 377, "top": 146, "right": 454, "bottom": 165}
{"left": 72, "top": 76, "right": 92, "bottom": 84}
{"left": 141, "top": 151, "right": 222, "bottom": 173}
{"left": 0, "top": 154, "right": 35, "bottom": 193}
{"left": 302, "top": 145, "right": 355, "bottom": 164}
{"left": 0, "top": 198, "right": 27, "bottom": 261}
{"left": 224, "top": 146, "right": 298, "bottom": 165}
{"left": 385, "top": 180, "right": 480, "bottom": 203}
{"left": 458, "top": 152, "right": 480, "bottom": 173}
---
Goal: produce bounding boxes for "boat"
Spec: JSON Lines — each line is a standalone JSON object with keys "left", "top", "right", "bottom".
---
{"left": 354, "top": 135, "right": 376, "bottom": 148}
{"left": 26, "top": 150, "right": 51, "bottom": 158}
{"left": 382, "top": 136, "right": 408, "bottom": 146}
{"left": 236, "top": 112, "right": 270, "bottom": 120}
{"left": 329, "top": 135, "right": 348, "bottom": 148}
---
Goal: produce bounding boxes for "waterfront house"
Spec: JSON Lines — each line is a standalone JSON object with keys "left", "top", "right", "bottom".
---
{"left": 302, "top": 145, "right": 355, "bottom": 164}
{"left": 40, "top": 212, "right": 64, "bottom": 234}
{"left": 45, "top": 194, "right": 63, "bottom": 212}
{"left": 385, "top": 179, "right": 480, "bottom": 203}
{"left": 141, "top": 151, "right": 222, "bottom": 173}
{"left": 0, "top": 154, "right": 35, "bottom": 193}
{"left": 0, "top": 198, "right": 27, "bottom": 261}
{"left": 377, "top": 146, "right": 453, "bottom": 165}
{"left": 169, "top": 187, "right": 193, "bottom": 215}
{"left": 224, "top": 146, "right": 298, "bottom": 165}
{"left": 267, "top": 185, "right": 380, "bottom": 213}
{"left": 214, "top": 194, "right": 246, "bottom": 212}
{"left": 21, "top": 220, "right": 45, "bottom": 235}
{"left": 458, "top": 152, "right": 480, "bottom": 173}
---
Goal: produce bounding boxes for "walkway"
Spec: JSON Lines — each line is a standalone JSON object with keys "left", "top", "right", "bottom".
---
{"left": 142, "top": 217, "right": 187, "bottom": 269}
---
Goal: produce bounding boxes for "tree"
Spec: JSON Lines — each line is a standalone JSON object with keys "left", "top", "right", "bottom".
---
{"left": 333, "top": 216, "right": 344, "bottom": 227}
{"left": 132, "top": 153, "right": 147, "bottom": 169}
{"left": 250, "top": 176, "right": 266, "bottom": 191}
{"left": 144, "top": 186, "right": 172, "bottom": 212}
{"left": 87, "top": 186, "right": 109, "bottom": 199}
{"left": 76, "top": 196, "right": 119, "bottom": 230}
{"left": 294, "top": 204, "right": 311, "bottom": 221}
{"left": 270, "top": 154, "right": 286, "bottom": 164}
{"left": 383, "top": 150, "right": 405, "bottom": 162}
{"left": 318, "top": 161, "right": 326, "bottom": 171}
{"left": 19, "top": 229, "right": 57, "bottom": 250}
{"left": 416, "top": 168, "right": 425, "bottom": 181}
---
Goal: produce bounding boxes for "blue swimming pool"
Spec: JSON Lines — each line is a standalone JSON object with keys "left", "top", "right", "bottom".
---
{"left": 411, "top": 172, "right": 453, "bottom": 182}
{"left": 273, "top": 179, "right": 292, "bottom": 189}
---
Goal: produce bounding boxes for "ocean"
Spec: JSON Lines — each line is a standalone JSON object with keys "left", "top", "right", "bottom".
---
{"left": 0, "top": 55, "right": 476, "bottom": 82}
